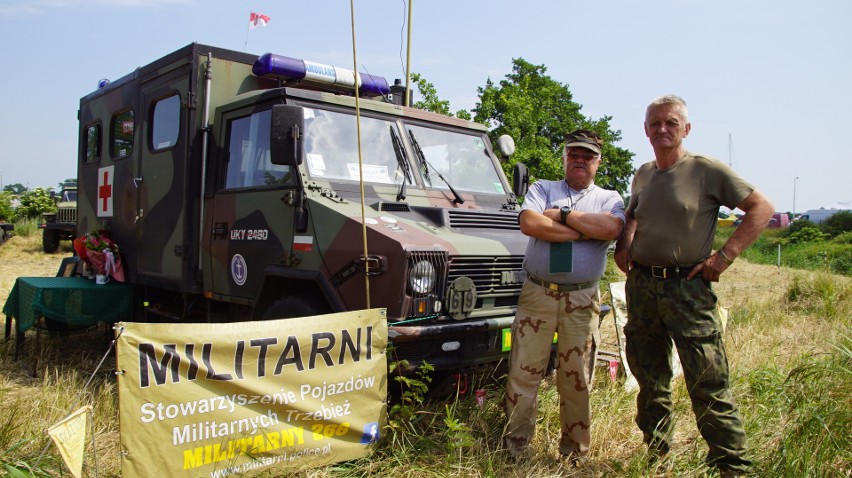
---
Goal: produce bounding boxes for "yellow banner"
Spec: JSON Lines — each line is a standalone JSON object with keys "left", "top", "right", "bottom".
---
{"left": 47, "top": 405, "right": 91, "bottom": 478}
{"left": 116, "top": 309, "right": 387, "bottom": 478}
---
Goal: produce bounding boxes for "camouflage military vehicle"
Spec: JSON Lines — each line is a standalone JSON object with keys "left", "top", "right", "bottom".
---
{"left": 75, "top": 43, "right": 528, "bottom": 374}
{"left": 38, "top": 186, "right": 77, "bottom": 252}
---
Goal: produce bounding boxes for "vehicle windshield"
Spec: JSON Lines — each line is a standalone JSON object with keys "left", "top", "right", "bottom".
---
{"left": 62, "top": 190, "right": 77, "bottom": 202}
{"left": 303, "top": 108, "right": 409, "bottom": 185}
{"left": 300, "top": 107, "right": 506, "bottom": 194}
{"left": 406, "top": 124, "right": 505, "bottom": 194}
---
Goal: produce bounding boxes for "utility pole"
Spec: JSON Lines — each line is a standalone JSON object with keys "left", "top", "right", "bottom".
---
{"left": 793, "top": 176, "right": 800, "bottom": 217}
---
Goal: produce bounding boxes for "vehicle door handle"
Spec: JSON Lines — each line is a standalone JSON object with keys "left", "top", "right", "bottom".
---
{"left": 212, "top": 222, "right": 228, "bottom": 238}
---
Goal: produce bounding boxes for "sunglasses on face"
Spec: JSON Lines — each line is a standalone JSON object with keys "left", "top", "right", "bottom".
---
{"left": 566, "top": 152, "right": 600, "bottom": 162}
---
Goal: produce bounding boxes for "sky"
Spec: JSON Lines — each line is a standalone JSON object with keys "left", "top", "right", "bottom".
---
{"left": 0, "top": 0, "right": 849, "bottom": 214}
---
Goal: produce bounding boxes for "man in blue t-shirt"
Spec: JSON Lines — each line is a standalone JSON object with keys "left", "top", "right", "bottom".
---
{"left": 503, "top": 129, "right": 625, "bottom": 464}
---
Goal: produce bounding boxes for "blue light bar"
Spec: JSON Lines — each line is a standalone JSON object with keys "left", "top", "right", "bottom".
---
{"left": 253, "top": 53, "right": 390, "bottom": 97}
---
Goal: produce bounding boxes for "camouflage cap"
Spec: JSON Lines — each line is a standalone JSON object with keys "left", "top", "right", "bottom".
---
{"left": 564, "top": 129, "right": 603, "bottom": 155}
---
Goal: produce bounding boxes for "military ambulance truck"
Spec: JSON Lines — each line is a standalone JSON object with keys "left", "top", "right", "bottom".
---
{"left": 75, "top": 43, "right": 528, "bottom": 375}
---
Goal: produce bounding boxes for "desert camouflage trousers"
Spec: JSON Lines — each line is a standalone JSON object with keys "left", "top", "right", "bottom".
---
{"left": 624, "top": 267, "right": 751, "bottom": 472}
{"left": 503, "top": 280, "right": 600, "bottom": 456}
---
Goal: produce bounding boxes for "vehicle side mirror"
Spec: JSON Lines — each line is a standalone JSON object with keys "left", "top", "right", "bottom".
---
{"left": 512, "top": 163, "right": 529, "bottom": 198}
{"left": 495, "top": 135, "right": 515, "bottom": 160}
{"left": 271, "top": 104, "right": 304, "bottom": 166}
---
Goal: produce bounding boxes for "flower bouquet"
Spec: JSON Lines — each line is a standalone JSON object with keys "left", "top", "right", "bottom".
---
{"left": 73, "top": 229, "right": 125, "bottom": 282}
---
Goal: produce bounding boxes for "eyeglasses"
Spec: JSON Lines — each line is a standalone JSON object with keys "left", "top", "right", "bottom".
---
{"left": 566, "top": 152, "right": 600, "bottom": 162}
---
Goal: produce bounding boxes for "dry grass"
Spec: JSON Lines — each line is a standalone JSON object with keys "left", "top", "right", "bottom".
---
{"left": 1, "top": 234, "right": 849, "bottom": 477}
{"left": 0, "top": 234, "right": 120, "bottom": 474}
{"left": 0, "top": 235, "right": 70, "bottom": 296}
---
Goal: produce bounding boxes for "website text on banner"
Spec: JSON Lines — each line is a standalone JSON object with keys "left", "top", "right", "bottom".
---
{"left": 115, "top": 309, "right": 388, "bottom": 478}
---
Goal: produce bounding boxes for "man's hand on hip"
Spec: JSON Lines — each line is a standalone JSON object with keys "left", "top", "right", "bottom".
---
{"left": 688, "top": 253, "right": 731, "bottom": 282}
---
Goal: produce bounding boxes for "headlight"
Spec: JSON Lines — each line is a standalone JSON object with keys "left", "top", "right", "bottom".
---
{"left": 409, "top": 260, "right": 436, "bottom": 294}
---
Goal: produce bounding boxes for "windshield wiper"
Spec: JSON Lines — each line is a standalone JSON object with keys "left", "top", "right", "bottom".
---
{"left": 408, "top": 130, "right": 464, "bottom": 205}
{"left": 389, "top": 126, "right": 413, "bottom": 201}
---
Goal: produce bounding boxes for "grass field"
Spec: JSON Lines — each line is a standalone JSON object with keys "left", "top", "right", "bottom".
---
{"left": 715, "top": 225, "right": 852, "bottom": 276}
{"left": 1, "top": 232, "right": 850, "bottom": 477}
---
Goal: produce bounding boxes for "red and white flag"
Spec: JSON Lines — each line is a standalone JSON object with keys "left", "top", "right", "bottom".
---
{"left": 293, "top": 235, "right": 313, "bottom": 252}
{"left": 249, "top": 12, "right": 270, "bottom": 30}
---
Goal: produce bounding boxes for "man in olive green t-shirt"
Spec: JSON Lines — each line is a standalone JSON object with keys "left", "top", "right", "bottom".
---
{"left": 614, "top": 95, "right": 774, "bottom": 478}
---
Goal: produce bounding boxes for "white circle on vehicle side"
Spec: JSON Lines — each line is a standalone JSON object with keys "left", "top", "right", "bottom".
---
{"left": 379, "top": 216, "right": 397, "bottom": 224}
{"left": 364, "top": 217, "right": 379, "bottom": 225}
{"left": 231, "top": 254, "right": 248, "bottom": 286}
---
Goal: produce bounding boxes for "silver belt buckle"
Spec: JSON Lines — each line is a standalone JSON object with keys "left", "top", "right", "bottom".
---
{"left": 651, "top": 265, "right": 667, "bottom": 279}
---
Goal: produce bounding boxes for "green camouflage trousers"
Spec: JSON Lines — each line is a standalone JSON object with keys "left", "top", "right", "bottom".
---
{"left": 503, "top": 280, "right": 599, "bottom": 456}
{"left": 624, "top": 267, "right": 751, "bottom": 472}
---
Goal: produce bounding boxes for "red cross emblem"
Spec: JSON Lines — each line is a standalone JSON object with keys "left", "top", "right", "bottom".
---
{"left": 97, "top": 166, "right": 114, "bottom": 217}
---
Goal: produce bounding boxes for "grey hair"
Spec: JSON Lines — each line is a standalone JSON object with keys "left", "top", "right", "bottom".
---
{"left": 647, "top": 94, "right": 688, "bottom": 121}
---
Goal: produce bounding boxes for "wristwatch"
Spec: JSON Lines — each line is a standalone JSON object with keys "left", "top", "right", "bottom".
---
{"left": 560, "top": 206, "right": 572, "bottom": 225}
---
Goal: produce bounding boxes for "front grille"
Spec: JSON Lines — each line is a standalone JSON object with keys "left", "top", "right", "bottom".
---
{"left": 400, "top": 253, "right": 523, "bottom": 321}
{"left": 448, "top": 255, "right": 525, "bottom": 299}
{"left": 447, "top": 209, "right": 520, "bottom": 230}
{"left": 57, "top": 207, "right": 76, "bottom": 224}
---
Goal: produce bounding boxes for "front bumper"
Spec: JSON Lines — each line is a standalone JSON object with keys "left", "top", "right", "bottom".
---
{"left": 387, "top": 314, "right": 515, "bottom": 372}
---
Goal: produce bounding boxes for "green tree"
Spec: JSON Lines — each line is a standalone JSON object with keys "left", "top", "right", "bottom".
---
{"left": 820, "top": 211, "right": 852, "bottom": 237}
{"left": 411, "top": 72, "right": 451, "bottom": 116}
{"left": 16, "top": 187, "right": 56, "bottom": 219}
{"left": 0, "top": 191, "right": 15, "bottom": 222}
{"left": 788, "top": 226, "right": 828, "bottom": 244}
{"left": 58, "top": 178, "right": 77, "bottom": 189}
{"left": 787, "top": 218, "right": 816, "bottom": 236}
{"left": 473, "top": 58, "right": 634, "bottom": 194}
{"left": 411, "top": 73, "right": 471, "bottom": 119}
{"left": 3, "top": 183, "right": 27, "bottom": 194}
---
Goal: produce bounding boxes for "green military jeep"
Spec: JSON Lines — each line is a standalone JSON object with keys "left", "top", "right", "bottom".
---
{"left": 39, "top": 186, "right": 77, "bottom": 253}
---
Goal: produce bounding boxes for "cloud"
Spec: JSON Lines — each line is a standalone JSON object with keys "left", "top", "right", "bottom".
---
{"left": 0, "top": 0, "right": 194, "bottom": 17}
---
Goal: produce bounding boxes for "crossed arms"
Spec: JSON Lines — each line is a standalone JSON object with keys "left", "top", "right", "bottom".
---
{"left": 520, "top": 208, "right": 624, "bottom": 243}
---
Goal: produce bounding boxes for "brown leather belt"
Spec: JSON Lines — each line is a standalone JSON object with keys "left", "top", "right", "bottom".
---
{"left": 633, "top": 262, "right": 700, "bottom": 279}
{"left": 527, "top": 274, "right": 598, "bottom": 292}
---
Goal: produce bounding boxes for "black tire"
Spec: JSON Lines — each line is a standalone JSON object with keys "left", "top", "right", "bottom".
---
{"left": 261, "top": 295, "right": 330, "bottom": 320}
{"left": 43, "top": 229, "right": 60, "bottom": 253}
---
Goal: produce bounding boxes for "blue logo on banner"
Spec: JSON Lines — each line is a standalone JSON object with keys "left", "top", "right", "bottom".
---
{"left": 360, "top": 422, "right": 380, "bottom": 444}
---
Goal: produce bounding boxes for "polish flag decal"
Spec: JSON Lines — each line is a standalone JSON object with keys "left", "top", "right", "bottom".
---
{"left": 293, "top": 235, "right": 313, "bottom": 252}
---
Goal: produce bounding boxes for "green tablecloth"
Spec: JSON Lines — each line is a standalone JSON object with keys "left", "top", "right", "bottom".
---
{"left": 3, "top": 277, "right": 131, "bottom": 333}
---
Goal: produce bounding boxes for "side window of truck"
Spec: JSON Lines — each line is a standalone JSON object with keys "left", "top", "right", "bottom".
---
{"left": 84, "top": 124, "right": 101, "bottom": 164}
{"left": 151, "top": 94, "right": 180, "bottom": 151}
{"left": 224, "top": 110, "right": 294, "bottom": 189}
{"left": 111, "top": 109, "right": 134, "bottom": 159}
